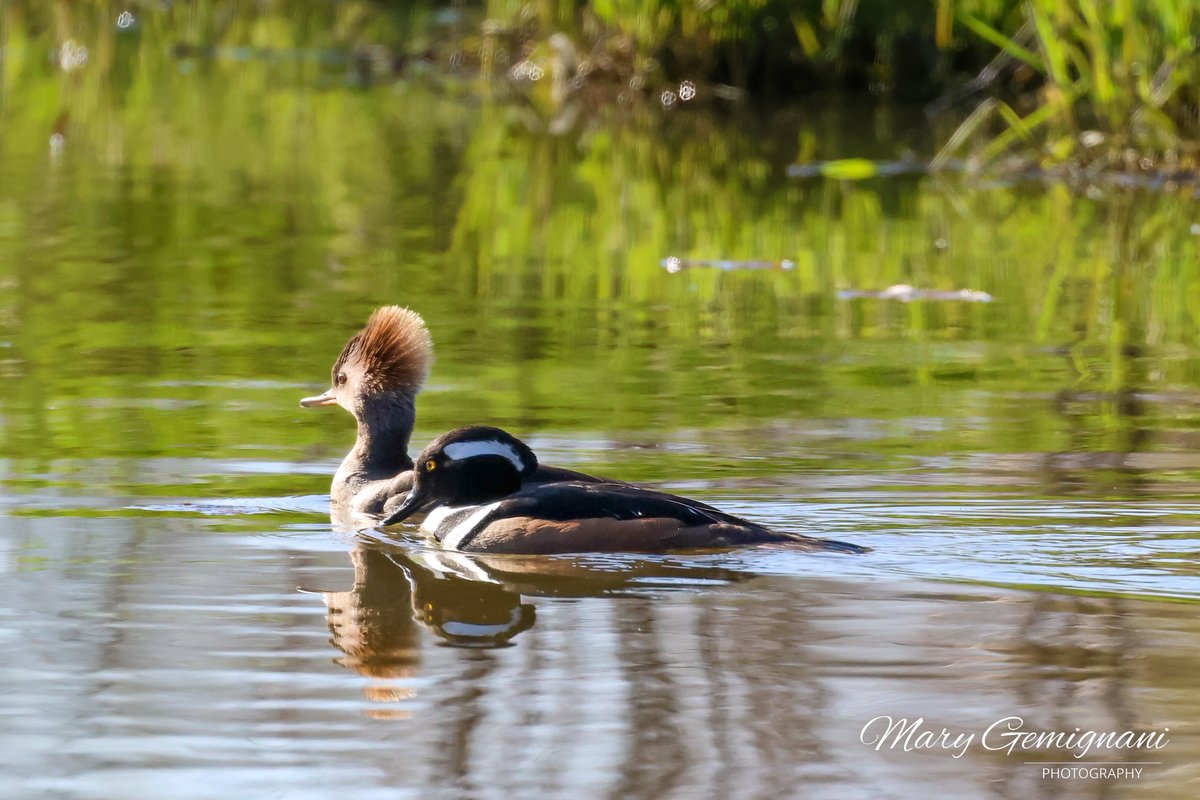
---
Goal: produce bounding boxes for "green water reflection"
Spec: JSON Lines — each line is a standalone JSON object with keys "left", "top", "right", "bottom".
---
{"left": 2, "top": 11, "right": 1199, "bottom": 504}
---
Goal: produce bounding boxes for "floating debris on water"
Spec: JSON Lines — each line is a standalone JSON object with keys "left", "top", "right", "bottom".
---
{"left": 838, "top": 284, "right": 994, "bottom": 303}
{"left": 662, "top": 257, "right": 795, "bottom": 273}
{"left": 787, "top": 157, "right": 928, "bottom": 180}
{"left": 788, "top": 156, "right": 1200, "bottom": 194}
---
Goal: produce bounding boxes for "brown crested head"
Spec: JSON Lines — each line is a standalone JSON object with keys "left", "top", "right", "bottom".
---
{"left": 333, "top": 306, "right": 433, "bottom": 397}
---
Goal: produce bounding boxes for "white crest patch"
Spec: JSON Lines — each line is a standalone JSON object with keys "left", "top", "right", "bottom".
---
{"left": 443, "top": 439, "right": 528, "bottom": 473}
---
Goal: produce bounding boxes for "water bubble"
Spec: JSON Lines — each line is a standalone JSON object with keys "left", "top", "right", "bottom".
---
{"left": 664, "top": 256, "right": 683, "bottom": 273}
{"left": 1190, "top": 223, "right": 1200, "bottom": 236}
{"left": 934, "top": 238, "right": 948, "bottom": 250}
{"left": 49, "top": 133, "right": 65, "bottom": 162}
{"left": 660, "top": 90, "right": 678, "bottom": 108}
{"left": 117, "top": 11, "right": 135, "bottom": 29}
{"left": 678, "top": 80, "right": 696, "bottom": 101}
{"left": 628, "top": 74, "right": 644, "bottom": 91}
{"left": 58, "top": 40, "right": 89, "bottom": 71}
{"left": 509, "top": 60, "right": 544, "bottom": 81}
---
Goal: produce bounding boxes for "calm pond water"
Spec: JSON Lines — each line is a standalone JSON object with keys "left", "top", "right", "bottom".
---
{"left": 2, "top": 7, "right": 1200, "bottom": 799}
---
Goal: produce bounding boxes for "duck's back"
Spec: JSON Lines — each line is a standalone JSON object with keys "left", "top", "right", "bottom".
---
{"left": 437, "top": 481, "right": 866, "bottom": 555}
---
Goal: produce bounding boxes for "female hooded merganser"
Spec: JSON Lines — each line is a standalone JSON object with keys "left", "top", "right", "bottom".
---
{"left": 380, "top": 426, "right": 868, "bottom": 555}
{"left": 301, "top": 307, "right": 604, "bottom": 516}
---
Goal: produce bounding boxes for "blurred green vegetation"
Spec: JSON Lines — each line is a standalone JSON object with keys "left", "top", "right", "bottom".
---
{"left": 483, "top": 0, "right": 1018, "bottom": 94}
{"left": 5, "top": 1, "right": 1197, "bottom": 169}
{"left": 949, "top": 0, "right": 1199, "bottom": 170}
{"left": 0, "top": 2, "right": 1198, "bottom": 504}
{"left": 482, "top": 0, "right": 1197, "bottom": 167}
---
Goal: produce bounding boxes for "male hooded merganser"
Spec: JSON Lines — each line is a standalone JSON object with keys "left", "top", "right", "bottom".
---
{"left": 301, "top": 307, "right": 604, "bottom": 516}
{"left": 380, "top": 426, "right": 868, "bottom": 554}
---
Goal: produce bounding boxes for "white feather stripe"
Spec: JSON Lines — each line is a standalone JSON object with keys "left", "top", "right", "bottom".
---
{"left": 420, "top": 504, "right": 460, "bottom": 535}
{"left": 443, "top": 439, "right": 528, "bottom": 472}
{"left": 439, "top": 501, "right": 504, "bottom": 550}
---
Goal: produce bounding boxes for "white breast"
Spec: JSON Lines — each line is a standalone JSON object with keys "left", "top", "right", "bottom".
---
{"left": 422, "top": 501, "right": 504, "bottom": 550}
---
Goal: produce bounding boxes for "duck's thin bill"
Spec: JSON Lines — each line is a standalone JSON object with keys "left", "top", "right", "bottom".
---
{"left": 379, "top": 488, "right": 427, "bottom": 527}
{"left": 299, "top": 389, "right": 337, "bottom": 408}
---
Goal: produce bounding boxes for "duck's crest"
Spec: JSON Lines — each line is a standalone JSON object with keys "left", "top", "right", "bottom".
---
{"left": 337, "top": 306, "right": 433, "bottom": 393}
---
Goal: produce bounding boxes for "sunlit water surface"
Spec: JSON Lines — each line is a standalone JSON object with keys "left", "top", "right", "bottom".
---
{"left": 2, "top": 7, "right": 1200, "bottom": 799}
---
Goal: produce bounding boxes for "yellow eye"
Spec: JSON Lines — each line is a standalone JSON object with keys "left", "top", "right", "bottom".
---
{"left": 425, "top": 459, "right": 437, "bottom": 471}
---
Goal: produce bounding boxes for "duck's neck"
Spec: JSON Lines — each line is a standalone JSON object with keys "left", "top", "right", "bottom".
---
{"left": 334, "top": 393, "right": 416, "bottom": 493}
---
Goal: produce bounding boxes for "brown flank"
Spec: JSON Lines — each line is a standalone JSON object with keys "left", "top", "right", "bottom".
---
{"left": 462, "top": 516, "right": 774, "bottom": 554}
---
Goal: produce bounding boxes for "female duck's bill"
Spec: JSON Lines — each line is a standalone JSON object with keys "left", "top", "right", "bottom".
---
{"left": 382, "top": 426, "right": 869, "bottom": 556}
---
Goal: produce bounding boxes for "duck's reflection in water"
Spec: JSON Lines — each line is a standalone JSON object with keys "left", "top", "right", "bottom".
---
{"left": 311, "top": 538, "right": 758, "bottom": 719}
{"left": 304, "top": 539, "right": 1186, "bottom": 798}
{"left": 312, "top": 535, "right": 759, "bottom": 729}
{"left": 310, "top": 546, "right": 418, "bottom": 718}
{"left": 316, "top": 540, "right": 753, "bottom": 660}
{"left": 313, "top": 545, "right": 538, "bottom": 718}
